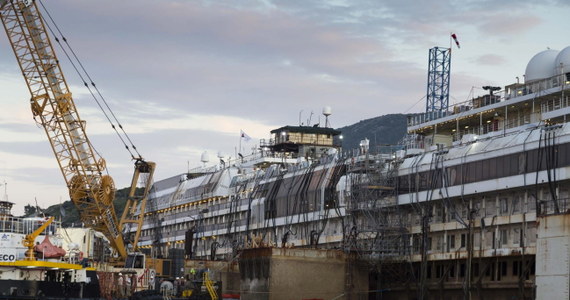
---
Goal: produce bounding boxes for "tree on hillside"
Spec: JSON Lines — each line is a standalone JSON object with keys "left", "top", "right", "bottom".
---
{"left": 24, "top": 204, "right": 37, "bottom": 216}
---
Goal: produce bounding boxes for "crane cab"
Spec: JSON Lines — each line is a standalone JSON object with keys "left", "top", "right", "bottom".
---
{"left": 125, "top": 252, "right": 146, "bottom": 269}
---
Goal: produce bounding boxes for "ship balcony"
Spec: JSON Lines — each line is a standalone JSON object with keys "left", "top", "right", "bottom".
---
{"left": 450, "top": 114, "right": 533, "bottom": 143}
{"left": 537, "top": 197, "right": 570, "bottom": 216}
{"left": 405, "top": 112, "right": 536, "bottom": 150}
{"left": 541, "top": 95, "right": 570, "bottom": 120}
{"left": 407, "top": 73, "right": 570, "bottom": 129}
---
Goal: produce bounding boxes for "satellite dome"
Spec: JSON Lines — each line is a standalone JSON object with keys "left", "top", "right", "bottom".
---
{"left": 200, "top": 151, "right": 210, "bottom": 164}
{"left": 554, "top": 46, "right": 570, "bottom": 74}
{"left": 525, "top": 49, "right": 559, "bottom": 82}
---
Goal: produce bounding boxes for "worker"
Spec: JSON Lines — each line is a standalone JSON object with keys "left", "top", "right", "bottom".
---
{"left": 190, "top": 267, "right": 196, "bottom": 279}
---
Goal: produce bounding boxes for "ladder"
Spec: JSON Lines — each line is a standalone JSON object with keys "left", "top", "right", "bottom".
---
{"left": 203, "top": 272, "right": 218, "bottom": 300}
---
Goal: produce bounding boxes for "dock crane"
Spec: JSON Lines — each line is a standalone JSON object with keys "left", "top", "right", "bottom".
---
{"left": 0, "top": 0, "right": 155, "bottom": 262}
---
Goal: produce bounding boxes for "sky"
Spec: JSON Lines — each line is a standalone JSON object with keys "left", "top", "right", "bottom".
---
{"left": 0, "top": 0, "right": 568, "bottom": 214}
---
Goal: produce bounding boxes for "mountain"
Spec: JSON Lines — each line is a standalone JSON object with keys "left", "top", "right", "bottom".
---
{"left": 22, "top": 187, "right": 132, "bottom": 227}
{"left": 336, "top": 113, "right": 408, "bottom": 151}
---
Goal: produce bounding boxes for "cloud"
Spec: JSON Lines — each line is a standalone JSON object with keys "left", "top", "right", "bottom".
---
{"left": 477, "top": 14, "right": 542, "bottom": 36}
{"left": 0, "top": 0, "right": 568, "bottom": 214}
{"left": 474, "top": 54, "right": 507, "bottom": 66}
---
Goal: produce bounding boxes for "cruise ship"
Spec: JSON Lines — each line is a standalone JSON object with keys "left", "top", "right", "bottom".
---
{"left": 133, "top": 46, "right": 570, "bottom": 300}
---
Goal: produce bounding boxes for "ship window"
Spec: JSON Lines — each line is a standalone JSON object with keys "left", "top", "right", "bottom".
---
{"left": 448, "top": 167, "right": 457, "bottom": 186}
{"left": 472, "top": 200, "right": 482, "bottom": 218}
{"left": 528, "top": 227, "right": 537, "bottom": 244}
{"left": 474, "top": 233, "right": 481, "bottom": 249}
{"left": 473, "top": 263, "right": 479, "bottom": 277}
{"left": 486, "top": 199, "right": 496, "bottom": 216}
{"left": 560, "top": 143, "right": 570, "bottom": 165}
{"left": 459, "top": 263, "right": 466, "bottom": 277}
{"left": 485, "top": 231, "right": 494, "bottom": 248}
{"left": 527, "top": 196, "right": 536, "bottom": 212}
{"left": 501, "top": 261, "right": 508, "bottom": 276}
{"left": 513, "top": 261, "right": 521, "bottom": 276}
{"left": 503, "top": 155, "right": 516, "bottom": 176}
{"left": 518, "top": 153, "right": 526, "bottom": 174}
{"left": 435, "top": 205, "right": 443, "bottom": 223}
{"left": 436, "top": 265, "right": 443, "bottom": 278}
{"left": 500, "top": 229, "right": 508, "bottom": 246}
{"left": 460, "top": 233, "right": 466, "bottom": 248}
{"left": 485, "top": 262, "right": 492, "bottom": 277}
{"left": 481, "top": 159, "right": 490, "bottom": 180}
{"left": 488, "top": 158, "right": 497, "bottom": 178}
{"left": 499, "top": 198, "right": 509, "bottom": 215}
{"left": 513, "top": 228, "right": 521, "bottom": 245}
{"left": 471, "top": 161, "right": 481, "bottom": 182}
{"left": 447, "top": 234, "right": 455, "bottom": 251}
{"left": 512, "top": 196, "right": 521, "bottom": 214}
{"left": 413, "top": 234, "right": 421, "bottom": 254}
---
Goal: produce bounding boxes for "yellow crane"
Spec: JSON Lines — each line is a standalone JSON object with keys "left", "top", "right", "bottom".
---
{"left": 0, "top": 0, "right": 155, "bottom": 262}
{"left": 22, "top": 216, "right": 54, "bottom": 261}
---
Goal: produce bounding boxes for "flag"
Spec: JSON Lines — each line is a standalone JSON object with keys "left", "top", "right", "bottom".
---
{"left": 240, "top": 130, "right": 251, "bottom": 142}
{"left": 451, "top": 33, "right": 460, "bottom": 49}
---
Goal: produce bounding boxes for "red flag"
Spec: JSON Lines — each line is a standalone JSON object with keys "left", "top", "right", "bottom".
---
{"left": 451, "top": 33, "right": 460, "bottom": 49}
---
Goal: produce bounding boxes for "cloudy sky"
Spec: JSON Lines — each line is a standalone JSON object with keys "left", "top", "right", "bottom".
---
{"left": 0, "top": 0, "right": 568, "bottom": 213}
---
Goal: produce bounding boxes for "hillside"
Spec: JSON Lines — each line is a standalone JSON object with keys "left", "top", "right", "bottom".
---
{"left": 22, "top": 187, "right": 132, "bottom": 227}
{"left": 337, "top": 113, "right": 408, "bottom": 151}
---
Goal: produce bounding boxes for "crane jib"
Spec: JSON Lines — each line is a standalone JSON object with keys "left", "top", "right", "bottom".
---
{"left": 0, "top": 0, "right": 156, "bottom": 262}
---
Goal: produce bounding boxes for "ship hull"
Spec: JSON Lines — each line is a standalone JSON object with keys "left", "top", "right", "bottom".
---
{"left": 0, "top": 270, "right": 102, "bottom": 300}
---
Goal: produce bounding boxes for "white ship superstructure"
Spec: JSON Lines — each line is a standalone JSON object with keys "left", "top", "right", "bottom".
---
{"left": 136, "top": 46, "right": 570, "bottom": 299}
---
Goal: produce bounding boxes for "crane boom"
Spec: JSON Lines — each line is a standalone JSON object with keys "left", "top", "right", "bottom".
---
{"left": 0, "top": 0, "right": 154, "bottom": 260}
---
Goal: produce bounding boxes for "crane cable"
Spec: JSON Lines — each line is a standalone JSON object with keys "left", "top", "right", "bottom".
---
{"left": 38, "top": 0, "right": 142, "bottom": 160}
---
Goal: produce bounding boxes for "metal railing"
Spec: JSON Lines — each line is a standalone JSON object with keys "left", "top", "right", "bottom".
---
{"left": 408, "top": 73, "right": 570, "bottom": 128}
{"left": 537, "top": 197, "right": 570, "bottom": 216}
{"left": 541, "top": 95, "right": 570, "bottom": 114}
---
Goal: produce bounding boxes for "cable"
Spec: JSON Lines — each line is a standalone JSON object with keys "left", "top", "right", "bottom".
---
{"left": 403, "top": 95, "right": 427, "bottom": 114}
{"left": 38, "top": 0, "right": 142, "bottom": 159}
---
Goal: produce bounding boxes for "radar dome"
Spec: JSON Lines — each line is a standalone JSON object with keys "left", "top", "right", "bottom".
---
{"left": 554, "top": 46, "right": 570, "bottom": 73}
{"left": 322, "top": 106, "right": 332, "bottom": 116}
{"left": 200, "top": 151, "right": 209, "bottom": 164}
{"left": 525, "top": 49, "right": 559, "bottom": 82}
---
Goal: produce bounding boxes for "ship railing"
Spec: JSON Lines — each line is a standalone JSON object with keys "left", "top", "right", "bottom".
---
{"left": 408, "top": 73, "right": 570, "bottom": 128}
{"left": 537, "top": 197, "right": 570, "bottom": 216}
{"left": 450, "top": 114, "right": 532, "bottom": 142}
{"left": 0, "top": 216, "right": 61, "bottom": 235}
{"left": 541, "top": 95, "right": 570, "bottom": 114}
{"left": 506, "top": 73, "right": 570, "bottom": 100}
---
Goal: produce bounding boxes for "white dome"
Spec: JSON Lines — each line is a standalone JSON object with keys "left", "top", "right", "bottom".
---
{"left": 554, "top": 46, "right": 570, "bottom": 74}
{"left": 525, "top": 49, "right": 559, "bottom": 82}
{"left": 200, "top": 151, "right": 209, "bottom": 163}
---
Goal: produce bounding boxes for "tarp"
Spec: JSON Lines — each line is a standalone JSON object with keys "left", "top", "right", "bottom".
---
{"left": 34, "top": 235, "right": 66, "bottom": 258}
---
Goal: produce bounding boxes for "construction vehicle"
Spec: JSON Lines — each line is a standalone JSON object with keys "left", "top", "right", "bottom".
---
{"left": 0, "top": 0, "right": 156, "bottom": 288}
